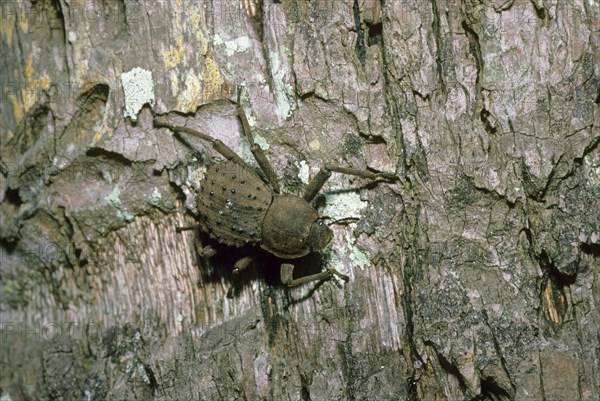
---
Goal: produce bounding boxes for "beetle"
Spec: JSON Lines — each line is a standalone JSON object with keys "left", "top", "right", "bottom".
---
{"left": 154, "top": 95, "right": 395, "bottom": 287}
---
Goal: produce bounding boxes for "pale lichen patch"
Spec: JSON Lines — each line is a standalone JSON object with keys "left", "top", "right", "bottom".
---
{"left": 320, "top": 191, "right": 368, "bottom": 221}
{"left": 121, "top": 67, "right": 155, "bottom": 121}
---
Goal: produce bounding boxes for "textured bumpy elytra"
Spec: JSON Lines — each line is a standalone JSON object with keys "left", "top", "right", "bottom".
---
{"left": 198, "top": 161, "right": 271, "bottom": 247}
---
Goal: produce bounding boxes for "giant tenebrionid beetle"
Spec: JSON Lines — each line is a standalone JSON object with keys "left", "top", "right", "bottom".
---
{"left": 154, "top": 94, "right": 395, "bottom": 287}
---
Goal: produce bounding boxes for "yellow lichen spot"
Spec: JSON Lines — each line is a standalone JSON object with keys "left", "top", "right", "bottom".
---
{"left": 19, "top": 11, "right": 28, "bottom": 32}
{"left": 20, "top": 74, "right": 51, "bottom": 112}
{"left": 9, "top": 95, "right": 22, "bottom": 121}
{"left": 163, "top": 35, "right": 185, "bottom": 68}
{"left": 190, "top": 12, "right": 201, "bottom": 29}
{"left": 78, "top": 61, "right": 90, "bottom": 83}
{"left": 39, "top": 75, "right": 51, "bottom": 91}
{"left": 200, "top": 36, "right": 208, "bottom": 56}
{"left": 92, "top": 123, "right": 112, "bottom": 143}
{"left": 9, "top": 52, "right": 53, "bottom": 121}
{"left": 0, "top": 10, "right": 14, "bottom": 47}
{"left": 202, "top": 57, "right": 224, "bottom": 99}
{"left": 169, "top": 70, "right": 179, "bottom": 96}
{"left": 309, "top": 140, "right": 321, "bottom": 150}
{"left": 177, "top": 70, "right": 202, "bottom": 112}
{"left": 20, "top": 87, "right": 36, "bottom": 111}
{"left": 93, "top": 131, "right": 102, "bottom": 142}
{"left": 190, "top": 12, "right": 208, "bottom": 55}
{"left": 24, "top": 55, "right": 33, "bottom": 80}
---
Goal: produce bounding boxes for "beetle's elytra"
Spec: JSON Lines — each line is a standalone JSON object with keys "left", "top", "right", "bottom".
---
{"left": 198, "top": 161, "right": 271, "bottom": 248}
{"left": 155, "top": 91, "right": 395, "bottom": 287}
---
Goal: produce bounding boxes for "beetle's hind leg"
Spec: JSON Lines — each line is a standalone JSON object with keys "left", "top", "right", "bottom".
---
{"left": 280, "top": 263, "right": 350, "bottom": 287}
{"left": 175, "top": 225, "right": 217, "bottom": 258}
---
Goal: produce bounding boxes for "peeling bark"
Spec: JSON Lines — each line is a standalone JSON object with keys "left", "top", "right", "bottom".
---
{"left": 1, "top": 0, "right": 598, "bottom": 400}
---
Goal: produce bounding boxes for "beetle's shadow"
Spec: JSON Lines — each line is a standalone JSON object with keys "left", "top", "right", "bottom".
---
{"left": 193, "top": 232, "right": 328, "bottom": 297}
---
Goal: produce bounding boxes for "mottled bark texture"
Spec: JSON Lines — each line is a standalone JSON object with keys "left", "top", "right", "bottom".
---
{"left": 1, "top": 0, "right": 598, "bottom": 400}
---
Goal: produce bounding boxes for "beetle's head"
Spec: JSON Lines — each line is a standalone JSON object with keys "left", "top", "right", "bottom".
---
{"left": 307, "top": 219, "right": 333, "bottom": 251}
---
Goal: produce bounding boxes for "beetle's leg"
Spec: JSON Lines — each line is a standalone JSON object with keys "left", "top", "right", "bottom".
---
{"left": 303, "top": 165, "right": 396, "bottom": 202}
{"left": 200, "top": 245, "right": 217, "bottom": 258}
{"left": 174, "top": 225, "right": 217, "bottom": 258}
{"left": 280, "top": 263, "right": 350, "bottom": 287}
{"left": 235, "top": 97, "right": 281, "bottom": 193}
{"left": 154, "top": 118, "right": 249, "bottom": 168}
{"left": 175, "top": 225, "right": 196, "bottom": 233}
{"left": 227, "top": 257, "right": 255, "bottom": 298}
{"left": 233, "top": 256, "right": 254, "bottom": 276}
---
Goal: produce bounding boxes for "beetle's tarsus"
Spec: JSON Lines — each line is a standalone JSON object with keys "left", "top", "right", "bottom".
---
{"left": 327, "top": 267, "right": 350, "bottom": 282}
{"left": 200, "top": 245, "right": 217, "bottom": 258}
{"left": 176, "top": 225, "right": 196, "bottom": 233}
{"left": 233, "top": 256, "right": 254, "bottom": 275}
{"left": 282, "top": 263, "right": 349, "bottom": 287}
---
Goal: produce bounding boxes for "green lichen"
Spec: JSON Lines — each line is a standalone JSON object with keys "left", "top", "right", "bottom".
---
{"left": 150, "top": 187, "right": 162, "bottom": 204}
{"left": 214, "top": 34, "right": 252, "bottom": 56}
{"left": 106, "top": 185, "right": 121, "bottom": 207}
{"left": 320, "top": 192, "right": 368, "bottom": 221}
{"left": 320, "top": 197, "right": 372, "bottom": 272}
{"left": 121, "top": 67, "right": 155, "bottom": 121}
{"left": 116, "top": 209, "right": 135, "bottom": 222}
{"left": 322, "top": 224, "right": 371, "bottom": 273}
{"left": 106, "top": 185, "right": 134, "bottom": 221}
{"left": 345, "top": 230, "right": 370, "bottom": 270}
{"left": 296, "top": 160, "right": 310, "bottom": 184}
{"left": 3, "top": 279, "right": 24, "bottom": 308}
{"left": 269, "top": 51, "right": 292, "bottom": 119}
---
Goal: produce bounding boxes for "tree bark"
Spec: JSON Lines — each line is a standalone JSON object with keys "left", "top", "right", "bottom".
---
{"left": 1, "top": 0, "right": 598, "bottom": 400}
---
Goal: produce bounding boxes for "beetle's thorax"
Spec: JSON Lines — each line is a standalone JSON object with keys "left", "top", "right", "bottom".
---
{"left": 261, "top": 194, "right": 321, "bottom": 259}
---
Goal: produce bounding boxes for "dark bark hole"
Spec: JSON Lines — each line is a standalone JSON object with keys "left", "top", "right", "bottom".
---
{"left": 534, "top": 6, "right": 548, "bottom": 21}
{"left": 480, "top": 377, "right": 512, "bottom": 401}
{"left": 580, "top": 243, "right": 600, "bottom": 257}
{"left": 480, "top": 108, "right": 497, "bottom": 135}
{"left": 299, "top": 91, "right": 315, "bottom": 100}
{"left": 0, "top": 238, "right": 17, "bottom": 253}
{"left": 366, "top": 22, "right": 383, "bottom": 46}
{"left": 353, "top": 0, "right": 366, "bottom": 65}
{"left": 85, "top": 148, "right": 132, "bottom": 166}
{"left": 76, "top": 83, "right": 109, "bottom": 107}
{"left": 540, "top": 250, "right": 576, "bottom": 287}
{"left": 434, "top": 351, "right": 468, "bottom": 392}
{"left": 4, "top": 187, "right": 23, "bottom": 206}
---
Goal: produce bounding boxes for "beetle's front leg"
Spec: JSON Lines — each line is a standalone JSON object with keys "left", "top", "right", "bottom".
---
{"left": 280, "top": 263, "right": 350, "bottom": 287}
{"left": 303, "top": 165, "right": 397, "bottom": 202}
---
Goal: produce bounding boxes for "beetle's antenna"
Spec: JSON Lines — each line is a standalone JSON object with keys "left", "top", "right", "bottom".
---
{"left": 321, "top": 216, "right": 335, "bottom": 226}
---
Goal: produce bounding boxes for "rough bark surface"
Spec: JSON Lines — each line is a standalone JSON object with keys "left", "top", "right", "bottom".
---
{"left": 1, "top": 1, "right": 598, "bottom": 400}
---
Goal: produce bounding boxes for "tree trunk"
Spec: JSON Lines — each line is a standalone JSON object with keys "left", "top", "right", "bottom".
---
{"left": 1, "top": 0, "right": 598, "bottom": 400}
